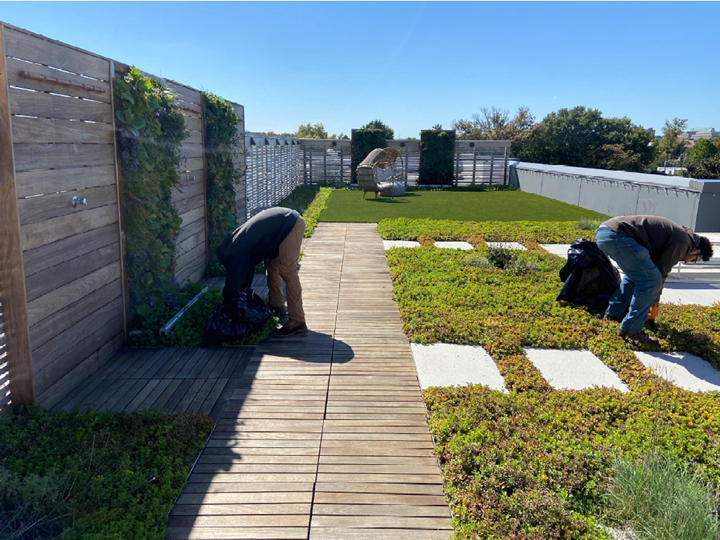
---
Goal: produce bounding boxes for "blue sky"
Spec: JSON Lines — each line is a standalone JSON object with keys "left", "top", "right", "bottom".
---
{"left": 2, "top": 2, "right": 717, "bottom": 138}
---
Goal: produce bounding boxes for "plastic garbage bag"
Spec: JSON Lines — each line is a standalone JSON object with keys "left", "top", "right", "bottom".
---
{"left": 201, "top": 288, "right": 271, "bottom": 347}
{"left": 556, "top": 239, "right": 621, "bottom": 309}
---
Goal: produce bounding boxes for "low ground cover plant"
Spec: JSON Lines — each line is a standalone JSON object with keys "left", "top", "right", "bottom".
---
{"left": 378, "top": 217, "right": 603, "bottom": 243}
{"left": 384, "top": 220, "right": 720, "bottom": 537}
{"left": 0, "top": 406, "right": 212, "bottom": 540}
{"left": 425, "top": 383, "right": 720, "bottom": 539}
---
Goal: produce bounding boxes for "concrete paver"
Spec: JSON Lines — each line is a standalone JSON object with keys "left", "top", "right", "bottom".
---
{"left": 410, "top": 343, "right": 507, "bottom": 392}
{"left": 486, "top": 242, "right": 526, "bottom": 250}
{"left": 524, "top": 348, "right": 629, "bottom": 392}
{"left": 434, "top": 241, "right": 473, "bottom": 250}
{"left": 634, "top": 351, "right": 720, "bottom": 392}
{"left": 383, "top": 240, "right": 421, "bottom": 250}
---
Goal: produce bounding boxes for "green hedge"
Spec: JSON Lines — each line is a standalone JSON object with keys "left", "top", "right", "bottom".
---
{"left": 0, "top": 406, "right": 212, "bottom": 539}
{"left": 203, "top": 93, "right": 243, "bottom": 276}
{"left": 419, "top": 129, "right": 455, "bottom": 185}
{"left": 115, "top": 68, "right": 187, "bottom": 319}
{"left": 351, "top": 129, "right": 387, "bottom": 183}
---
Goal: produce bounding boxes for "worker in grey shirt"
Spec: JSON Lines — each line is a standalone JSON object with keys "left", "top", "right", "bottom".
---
{"left": 216, "top": 207, "right": 307, "bottom": 337}
{"left": 595, "top": 216, "right": 713, "bottom": 345}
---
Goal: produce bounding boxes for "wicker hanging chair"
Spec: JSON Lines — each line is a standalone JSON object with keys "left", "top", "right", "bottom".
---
{"left": 356, "top": 148, "right": 405, "bottom": 199}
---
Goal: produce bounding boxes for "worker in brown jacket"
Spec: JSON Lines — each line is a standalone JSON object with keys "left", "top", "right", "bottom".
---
{"left": 595, "top": 216, "right": 713, "bottom": 345}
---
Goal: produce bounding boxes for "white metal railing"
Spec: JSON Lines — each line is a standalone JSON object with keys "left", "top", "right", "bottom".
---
{"left": 245, "top": 133, "right": 302, "bottom": 218}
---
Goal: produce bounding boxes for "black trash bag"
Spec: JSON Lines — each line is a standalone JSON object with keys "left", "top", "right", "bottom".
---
{"left": 556, "top": 239, "right": 621, "bottom": 309}
{"left": 201, "top": 288, "right": 272, "bottom": 347}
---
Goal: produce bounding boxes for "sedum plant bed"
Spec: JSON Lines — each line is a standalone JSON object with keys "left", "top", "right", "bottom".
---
{"left": 425, "top": 383, "right": 720, "bottom": 540}
{"left": 379, "top": 217, "right": 602, "bottom": 244}
{"left": 383, "top": 220, "right": 720, "bottom": 538}
{"left": 0, "top": 406, "right": 212, "bottom": 540}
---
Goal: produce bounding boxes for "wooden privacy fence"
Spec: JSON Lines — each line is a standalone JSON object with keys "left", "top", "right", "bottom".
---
{"left": 245, "top": 132, "right": 301, "bottom": 217}
{"left": 0, "top": 22, "right": 246, "bottom": 408}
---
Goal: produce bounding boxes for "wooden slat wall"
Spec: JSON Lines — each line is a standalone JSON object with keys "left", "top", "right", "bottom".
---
{"left": 167, "top": 81, "right": 207, "bottom": 285}
{"left": 3, "top": 26, "right": 125, "bottom": 406}
{"left": 228, "top": 101, "right": 247, "bottom": 225}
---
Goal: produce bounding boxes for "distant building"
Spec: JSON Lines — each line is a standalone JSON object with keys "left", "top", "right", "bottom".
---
{"left": 678, "top": 128, "right": 718, "bottom": 147}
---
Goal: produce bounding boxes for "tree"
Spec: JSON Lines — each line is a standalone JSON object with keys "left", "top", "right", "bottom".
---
{"left": 656, "top": 117, "right": 688, "bottom": 163}
{"left": 360, "top": 120, "right": 394, "bottom": 140}
{"left": 295, "top": 123, "right": 328, "bottom": 139}
{"left": 512, "top": 106, "right": 656, "bottom": 172}
{"left": 453, "top": 106, "right": 535, "bottom": 141}
{"left": 430, "top": 124, "right": 443, "bottom": 131}
{"left": 681, "top": 139, "right": 720, "bottom": 179}
{"left": 687, "top": 138, "right": 719, "bottom": 161}
{"left": 328, "top": 132, "right": 349, "bottom": 140}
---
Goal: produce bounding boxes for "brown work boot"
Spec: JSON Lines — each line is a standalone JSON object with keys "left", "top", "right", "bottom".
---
{"left": 618, "top": 329, "right": 659, "bottom": 346}
{"left": 275, "top": 322, "right": 308, "bottom": 338}
{"left": 603, "top": 314, "right": 622, "bottom": 323}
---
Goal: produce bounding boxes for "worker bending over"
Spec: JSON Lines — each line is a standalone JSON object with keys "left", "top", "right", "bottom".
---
{"left": 596, "top": 215, "right": 713, "bottom": 345}
{"left": 217, "top": 207, "right": 306, "bottom": 338}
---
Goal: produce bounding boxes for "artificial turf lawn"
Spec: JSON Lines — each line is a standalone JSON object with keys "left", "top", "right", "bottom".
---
{"left": 319, "top": 189, "right": 609, "bottom": 223}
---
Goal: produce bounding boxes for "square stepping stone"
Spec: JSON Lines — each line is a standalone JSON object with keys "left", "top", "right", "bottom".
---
{"left": 634, "top": 351, "right": 720, "bottom": 392}
{"left": 540, "top": 244, "right": 571, "bottom": 258}
{"left": 410, "top": 343, "right": 507, "bottom": 392}
{"left": 486, "top": 242, "right": 527, "bottom": 250}
{"left": 382, "top": 240, "right": 421, "bottom": 250}
{"left": 434, "top": 241, "right": 474, "bottom": 250}
{"left": 660, "top": 283, "right": 720, "bottom": 307}
{"left": 524, "top": 348, "right": 628, "bottom": 392}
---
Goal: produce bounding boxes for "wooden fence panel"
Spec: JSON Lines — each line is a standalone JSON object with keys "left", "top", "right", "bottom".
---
{"left": 167, "top": 80, "right": 207, "bottom": 285}
{"left": 3, "top": 25, "right": 125, "bottom": 407}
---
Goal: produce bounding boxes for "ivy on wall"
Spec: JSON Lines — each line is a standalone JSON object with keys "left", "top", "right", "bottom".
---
{"left": 419, "top": 129, "right": 456, "bottom": 185}
{"left": 351, "top": 129, "right": 387, "bottom": 183}
{"left": 202, "top": 93, "right": 243, "bottom": 275}
{"left": 115, "top": 68, "right": 188, "bottom": 318}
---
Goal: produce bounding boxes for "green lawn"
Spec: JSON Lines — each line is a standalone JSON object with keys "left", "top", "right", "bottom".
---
{"left": 319, "top": 189, "right": 609, "bottom": 222}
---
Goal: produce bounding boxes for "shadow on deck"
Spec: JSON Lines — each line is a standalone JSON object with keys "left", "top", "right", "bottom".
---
{"left": 50, "top": 273, "right": 269, "bottom": 422}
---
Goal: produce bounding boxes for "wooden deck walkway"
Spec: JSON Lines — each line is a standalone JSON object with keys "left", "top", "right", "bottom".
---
{"left": 167, "top": 223, "right": 452, "bottom": 540}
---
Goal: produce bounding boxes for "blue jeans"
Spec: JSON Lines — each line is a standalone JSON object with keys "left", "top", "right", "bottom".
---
{"left": 595, "top": 228, "right": 663, "bottom": 333}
